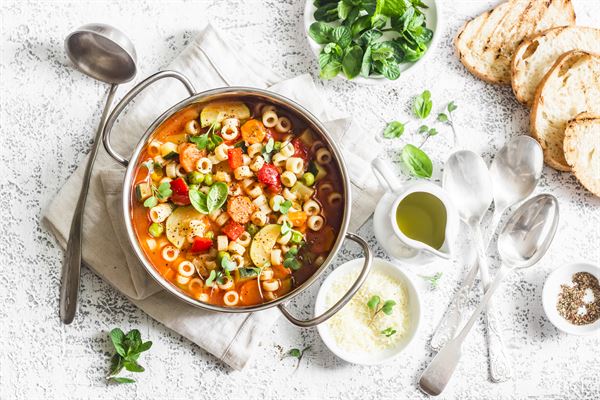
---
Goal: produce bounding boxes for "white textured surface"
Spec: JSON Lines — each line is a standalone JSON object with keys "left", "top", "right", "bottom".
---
{"left": 1, "top": 1, "right": 599, "bottom": 399}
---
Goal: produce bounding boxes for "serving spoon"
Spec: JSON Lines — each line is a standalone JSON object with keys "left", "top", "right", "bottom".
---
{"left": 431, "top": 137, "right": 543, "bottom": 381}
{"left": 60, "top": 24, "right": 137, "bottom": 324}
{"left": 419, "top": 194, "right": 559, "bottom": 396}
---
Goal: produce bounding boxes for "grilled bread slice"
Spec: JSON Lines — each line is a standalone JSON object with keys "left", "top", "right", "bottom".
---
{"left": 530, "top": 51, "right": 600, "bottom": 171}
{"left": 564, "top": 113, "right": 600, "bottom": 196}
{"left": 512, "top": 26, "right": 600, "bottom": 106}
{"left": 455, "top": 0, "right": 576, "bottom": 85}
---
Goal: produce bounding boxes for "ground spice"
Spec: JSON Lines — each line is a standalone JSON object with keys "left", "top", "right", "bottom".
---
{"left": 556, "top": 272, "right": 600, "bottom": 325}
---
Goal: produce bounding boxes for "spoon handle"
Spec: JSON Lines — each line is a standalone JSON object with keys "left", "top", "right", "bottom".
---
{"left": 430, "top": 250, "right": 478, "bottom": 350}
{"left": 473, "top": 224, "right": 513, "bottom": 382}
{"left": 59, "top": 84, "right": 118, "bottom": 324}
{"left": 419, "top": 266, "right": 510, "bottom": 396}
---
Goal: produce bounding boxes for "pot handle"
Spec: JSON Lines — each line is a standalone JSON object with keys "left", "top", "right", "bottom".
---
{"left": 277, "top": 233, "right": 372, "bottom": 328}
{"left": 102, "top": 70, "right": 196, "bottom": 167}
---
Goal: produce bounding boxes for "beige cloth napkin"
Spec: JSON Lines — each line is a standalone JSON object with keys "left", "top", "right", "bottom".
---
{"left": 43, "top": 24, "right": 384, "bottom": 370}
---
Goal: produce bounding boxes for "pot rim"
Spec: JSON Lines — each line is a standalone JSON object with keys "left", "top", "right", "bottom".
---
{"left": 121, "top": 86, "right": 352, "bottom": 313}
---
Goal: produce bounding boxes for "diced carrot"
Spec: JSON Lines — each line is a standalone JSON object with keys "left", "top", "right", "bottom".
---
{"left": 272, "top": 264, "right": 291, "bottom": 278}
{"left": 240, "top": 280, "right": 263, "bottom": 306}
{"left": 287, "top": 211, "right": 308, "bottom": 227}
{"left": 241, "top": 119, "right": 267, "bottom": 144}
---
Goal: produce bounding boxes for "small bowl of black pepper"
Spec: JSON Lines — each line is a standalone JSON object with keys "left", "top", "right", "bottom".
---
{"left": 543, "top": 262, "right": 600, "bottom": 335}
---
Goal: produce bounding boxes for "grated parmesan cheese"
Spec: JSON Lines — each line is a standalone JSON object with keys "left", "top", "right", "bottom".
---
{"left": 325, "top": 268, "right": 410, "bottom": 354}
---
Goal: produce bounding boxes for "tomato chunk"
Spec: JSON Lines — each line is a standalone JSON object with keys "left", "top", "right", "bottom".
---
{"left": 191, "top": 237, "right": 213, "bottom": 253}
{"left": 292, "top": 138, "right": 309, "bottom": 162}
{"left": 170, "top": 177, "right": 189, "bottom": 195}
{"left": 222, "top": 220, "right": 245, "bottom": 241}
{"left": 227, "top": 147, "right": 244, "bottom": 170}
{"left": 257, "top": 163, "right": 281, "bottom": 192}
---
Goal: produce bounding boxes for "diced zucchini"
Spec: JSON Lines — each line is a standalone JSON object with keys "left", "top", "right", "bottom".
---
{"left": 163, "top": 151, "right": 179, "bottom": 160}
{"left": 308, "top": 161, "right": 327, "bottom": 182}
{"left": 249, "top": 224, "right": 280, "bottom": 267}
{"left": 298, "top": 128, "right": 315, "bottom": 143}
{"left": 135, "top": 182, "right": 152, "bottom": 201}
{"left": 290, "top": 182, "right": 315, "bottom": 202}
{"left": 200, "top": 101, "right": 250, "bottom": 127}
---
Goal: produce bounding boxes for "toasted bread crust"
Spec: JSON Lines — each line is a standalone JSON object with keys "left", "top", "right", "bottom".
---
{"left": 530, "top": 51, "right": 600, "bottom": 171}
{"left": 456, "top": 0, "right": 576, "bottom": 85}
{"left": 511, "top": 26, "right": 600, "bottom": 106}
{"left": 563, "top": 113, "right": 600, "bottom": 196}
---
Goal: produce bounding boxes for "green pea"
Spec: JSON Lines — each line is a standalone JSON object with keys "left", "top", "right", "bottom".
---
{"left": 246, "top": 223, "right": 259, "bottom": 237}
{"left": 204, "top": 173, "right": 214, "bottom": 186}
{"left": 148, "top": 222, "right": 164, "bottom": 237}
{"left": 188, "top": 171, "right": 204, "bottom": 185}
{"left": 302, "top": 172, "right": 315, "bottom": 186}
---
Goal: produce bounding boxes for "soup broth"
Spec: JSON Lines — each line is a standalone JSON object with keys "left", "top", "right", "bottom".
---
{"left": 130, "top": 98, "right": 345, "bottom": 307}
{"left": 395, "top": 192, "right": 446, "bottom": 250}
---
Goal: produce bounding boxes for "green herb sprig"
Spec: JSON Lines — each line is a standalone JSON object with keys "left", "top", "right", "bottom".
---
{"left": 366, "top": 295, "right": 396, "bottom": 326}
{"left": 189, "top": 121, "right": 223, "bottom": 151}
{"left": 107, "top": 328, "right": 152, "bottom": 384}
{"left": 309, "top": 0, "right": 433, "bottom": 80}
{"left": 381, "top": 327, "right": 397, "bottom": 337}
{"left": 419, "top": 271, "right": 443, "bottom": 289}
{"left": 143, "top": 181, "right": 173, "bottom": 208}
{"left": 382, "top": 92, "right": 458, "bottom": 179}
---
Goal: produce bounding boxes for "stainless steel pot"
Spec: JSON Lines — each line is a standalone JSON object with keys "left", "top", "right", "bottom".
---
{"left": 102, "top": 70, "right": 372, "bottom": 327}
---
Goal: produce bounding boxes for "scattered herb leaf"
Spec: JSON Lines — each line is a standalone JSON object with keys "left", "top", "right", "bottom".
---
{"left": 367, "top": 294, "right": 396, "bottom": 326}
{"left": 401, "top": 144, "right": 432, "bottom": 178}
{"left": 413, "top": 90, "right": 432, "bottom": 119}
{"left": 381, "top": 327, "right": 397, "bottom": 337}
{"left": 107, "top": 328, "right": 152, "bottom": 384}
{"left": 383, "top": 121, "right": 405, "bottom": 139}
{"left": 419, "top": 272, "right": 443, "bottom": 289}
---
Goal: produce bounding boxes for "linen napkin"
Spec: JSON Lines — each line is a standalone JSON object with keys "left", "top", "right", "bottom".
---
{"left": 43, "top": 24, "right": 384, "bottom": 370}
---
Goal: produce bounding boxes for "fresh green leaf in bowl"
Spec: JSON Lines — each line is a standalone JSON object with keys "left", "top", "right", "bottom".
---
{"left": 309, "top": 0, "right": 433, "bottom": 80}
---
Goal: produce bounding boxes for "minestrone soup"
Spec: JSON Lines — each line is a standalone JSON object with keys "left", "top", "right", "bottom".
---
{"left": 130, "top": 99, "right": 345, "bottom": 306}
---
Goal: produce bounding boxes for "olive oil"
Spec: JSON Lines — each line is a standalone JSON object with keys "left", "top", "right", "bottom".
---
{"left": 395, "top": 192, "right": 447, "bottom": 250}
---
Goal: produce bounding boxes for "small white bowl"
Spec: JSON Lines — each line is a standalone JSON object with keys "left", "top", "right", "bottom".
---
{"left": 542, "top": 262, "right": 600, "bottom": 336}
{"left": 303, "top": 0, "right": 442, "bottom": 85}
{"left": 314, "top": 257, "right": 421, "bottom": 364}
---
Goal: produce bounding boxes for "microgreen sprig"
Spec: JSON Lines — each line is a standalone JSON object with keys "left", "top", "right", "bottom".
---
{"left": 143, "top": 181, "right": 173, "bottom": 208}
{"left": 437, "top": 101, "right": 459, "bottom": 146}
{"left": 366, "top": 295, "right": 396, "bottom": 326}
{"left": 381, "top": 327, "right": 397, "bottom": 337}
{"left": 189, "top": 121, "right": 223, "bottom": 151}
{"left": 419, "top": 272, "right": 443, "bottom": 289}
{"left": 107, "top": 328, "right": 152, "bottom": 384}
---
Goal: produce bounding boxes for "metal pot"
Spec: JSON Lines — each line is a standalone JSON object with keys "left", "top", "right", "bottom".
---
{"left": 102, "top": 70, "right": 372, "bottom": 327}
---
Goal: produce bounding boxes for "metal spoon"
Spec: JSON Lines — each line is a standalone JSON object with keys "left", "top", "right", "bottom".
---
{"left": 419, "top": 194, "right": 559, "bottom": 396}
{"left": 60, "top": 24, "right": 137, "bottom": 324}
{"left": 431, "top": 138, "right": 543, "bottom": 381}
{"left": 440, "top": 150, "right": 514, "bottom": 381}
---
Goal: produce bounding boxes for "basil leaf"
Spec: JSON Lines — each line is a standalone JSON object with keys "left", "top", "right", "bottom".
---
{"left": 344, "top": 6, "right": 360, "bottom": 26}
{"left": 371, "top": 14, "right": 387, "bottom": 29}
{"left": 337, "top": 0, "right": 352, "bottom": 19}
{"left": 383, "top": 121, "right": 405, "bottom": 139}
{"left": 124, "top": 361, "right": 145, "bottom": 373}
{"left": 110, "top": 328, "right": 126, "bottom": 356}
{"left": 189, "top": 189, "right": 209, "bottom": 214}
{"left": 138, "top": 341, "right": 152, "bottom": 353}
{"left": 401, "top": 144, "right": 433, "bottom": 178}
{"left": 357, "top": 29, "right": 382, "bottom": 47}
{"left": 332, "top": 26, "right": 352, "bottom": 48}
{"left": 350, "top": 15, "right": 372, "bottom": 38}
{"left": 375, "top": 0, "right": 408, "bottom": 16}
{"left": 308, "top": 22, "right": 333, "bottom": 44}
{"left": 381, "top": 61, "right": 401, "bottom": 80}
{"left": 413, "top": 90, "right": 432, "bottom": 119}
{"left": 314, "top": 3, "right": 339, "bottom": 22}
{"left": 206, "top": 182, "right": 228, "bottom": 213}
{"left": 320, "top": 59, "right": 342, "bottom": 80}
{"left": 360, "top": 45, "right": 372, "bottom": 77}
{"left": 342, "top": 45, "right": 363, "bottom": 79}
